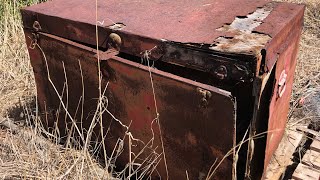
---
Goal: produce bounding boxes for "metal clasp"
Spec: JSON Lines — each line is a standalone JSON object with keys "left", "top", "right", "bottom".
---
{"left": 96, "top": 33, "right": 122, "bottom": 60}
{"left": 32, "top": 21, "right": 42, "bottom": 32}
{"left": 28, "top": 21, "right": 42, "bottom": 49}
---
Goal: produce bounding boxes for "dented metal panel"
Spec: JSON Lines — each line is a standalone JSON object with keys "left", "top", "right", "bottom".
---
{"left": 26, "top": 31, "right": 237, "bottom": 179}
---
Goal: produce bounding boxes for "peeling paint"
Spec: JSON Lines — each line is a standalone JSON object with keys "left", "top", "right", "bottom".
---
{"left": 210, "top": 3, "right": 274, "bottom": 54}
{"left": 108, "top": 23, "right": 126, "bottom": 30}
{"left": 229, "top": 4, "right": 273, "bottom": 33}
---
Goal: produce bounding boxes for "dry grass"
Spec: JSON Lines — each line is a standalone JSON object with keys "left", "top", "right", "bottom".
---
{"left": 1, "top": 1, "right": 162, "bottom": 179}
{"left": 286, "top": 0, "right": 320, "bottom": 126}
{"left": 0, "top": 1, "right": 36, "bottom": 116}
{"left": 0, "top": 0, "right": 319, "bottom": 179}
{"left": 0, "top": 121, "right": 109, "bottom": 179}
{"left": 0, "top": 1, "right": 112, "bottom": 179}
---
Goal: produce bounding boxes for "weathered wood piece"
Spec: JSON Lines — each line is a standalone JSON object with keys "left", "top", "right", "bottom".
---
{"left": 265, "top": 127, "right": 304, "bottom": 179}
{"left": 292, "top": 163, "right": 320, "bottom": 180}
{"left": 302, "top": 149, "right": 320, "bottom": 171}
{"left": 310, "top": 140, "right": 320, "bottom": 153}
{"left": 296, "top": 127, "right": 320, "bottom": 139}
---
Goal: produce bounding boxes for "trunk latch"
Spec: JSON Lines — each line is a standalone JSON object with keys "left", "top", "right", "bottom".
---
{"left": 96, "top": 33, "right": 121, "bottom": 60}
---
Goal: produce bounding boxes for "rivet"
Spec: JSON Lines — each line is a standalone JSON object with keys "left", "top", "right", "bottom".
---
{"left": 213, "top": 65, "right": 228, "bottom": 80}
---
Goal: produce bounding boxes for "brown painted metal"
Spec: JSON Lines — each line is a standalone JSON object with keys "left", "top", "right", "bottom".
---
{"left": 21, "top": 0, "right": 305, "bottom": 179}
{"left": 244, "top": 4, "right": 305, "bottom": 179}
{"left": 263, "top": 12, "right": 304, "bottom": 177}
{"left": 21, "top": 0, "right": 269, "bottom": 45}
{"left": 256, "top": 3, "right": 305, "bottom": 72}
{"left": 21, "top": 1, "right": 302, "bottom": 71}
{"left": 21, "top": 1, "right": 305, "bottom": 87}
{"left": 25, "top": 31, "right": 236, "bottom": 179}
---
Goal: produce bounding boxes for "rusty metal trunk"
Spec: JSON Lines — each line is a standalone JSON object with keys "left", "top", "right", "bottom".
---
{"left": 21, "top": 0, "right": 304, "bottom": 179}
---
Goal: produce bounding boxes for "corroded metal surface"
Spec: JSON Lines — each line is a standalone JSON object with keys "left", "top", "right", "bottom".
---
{"left": 247, "top": 6, "right": 304, "bottom": 178}
{"left": 257, "top": 3, "right": 305, "bottom": 72}
{"left": 21, "top": 0, "right": 269, "bottom": 45}
{"left": 21, "top": 0, "right": 305, "bottom": 179}
{"left": 210, "top": 3, "right": 274, "bottom": 54}
{"left": 263, "top": 17, "right": 303, "bottom": 176}
{"left": 21, "top": 0, "right": 305, "bottom": 77}
{"left": 26, "top": 31, "right": 236, "bottom": 179}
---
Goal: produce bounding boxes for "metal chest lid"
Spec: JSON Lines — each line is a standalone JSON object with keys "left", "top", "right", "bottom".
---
{"left": 21, "top": 0, "right": 304, "bottom": 72}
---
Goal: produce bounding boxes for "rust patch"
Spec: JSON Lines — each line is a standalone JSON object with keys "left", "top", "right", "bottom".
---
{"left": 186, "top": 131, "right": 197, "bottom": 146}
{"left": 27, "top": 31, "right": 237, "bottom": 180}
{"left": 210, "top": 3, "right": 274, "bottom": 54}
